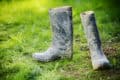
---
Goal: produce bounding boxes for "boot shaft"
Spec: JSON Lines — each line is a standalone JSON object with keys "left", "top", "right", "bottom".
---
{"left": 49, "top": 6, "right": 73, "bottom": 50}
{"left": 80, "top": 11, "right": 101, "bottom": 51}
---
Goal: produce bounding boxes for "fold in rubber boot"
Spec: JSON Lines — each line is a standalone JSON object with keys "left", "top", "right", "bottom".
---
{"left": 80, "top": 11, "right": 111, "bottom": 70}
{"left": 32, "top": 6, "right": 73, "bottom": 62}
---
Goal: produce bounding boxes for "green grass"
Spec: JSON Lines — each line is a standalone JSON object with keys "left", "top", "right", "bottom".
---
{"left": 0, "top": 0, "right": 120, "bottom": 80}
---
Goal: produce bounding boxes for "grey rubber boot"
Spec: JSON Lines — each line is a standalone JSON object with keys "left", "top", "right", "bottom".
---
{"left": 32, "top": 6, "right": 73, "bottom": 62}
{"left": 80, "top": 11, "right": 111, "bottom": 70}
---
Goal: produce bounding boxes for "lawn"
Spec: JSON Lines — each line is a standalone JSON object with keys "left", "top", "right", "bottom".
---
{"left": 0, "top": 0, "right": 120, "bottom": 80}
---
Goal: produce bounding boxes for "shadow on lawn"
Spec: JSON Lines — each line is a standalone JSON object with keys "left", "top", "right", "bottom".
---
{"left": 88, "top": 54, "right": 120, "bottom": 80}
{"left": 97, "top": 49, "right": 120, "bottom": 80}
{"left": 85, "top": 43, "right": 120, "bottom": 80}
{"left": 98, "top": 55, "right": 120, "bottom": 80}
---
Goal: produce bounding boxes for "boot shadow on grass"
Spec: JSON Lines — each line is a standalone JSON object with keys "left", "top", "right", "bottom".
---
{"left": 85, "top": 45, "right": 120, "bottom": 79}
{"left": 92, "top": 54, "right": 120, "bottom": 80}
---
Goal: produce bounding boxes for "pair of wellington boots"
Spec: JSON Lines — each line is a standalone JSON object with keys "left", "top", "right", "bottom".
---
{"left": 32, "top": 6, "right": 111, "bottom": 70}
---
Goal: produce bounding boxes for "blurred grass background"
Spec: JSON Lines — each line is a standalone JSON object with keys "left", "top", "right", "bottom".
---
{"left": 0, "top": 0, "right": 120, "bottom": 80}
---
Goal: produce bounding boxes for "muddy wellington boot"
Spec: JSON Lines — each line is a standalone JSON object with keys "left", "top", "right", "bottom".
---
{"left": 80, "top": 11, "right": 111, "bottom": 70}
{"left": 32, "top": 6, "right": 73, "bottom": 62}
